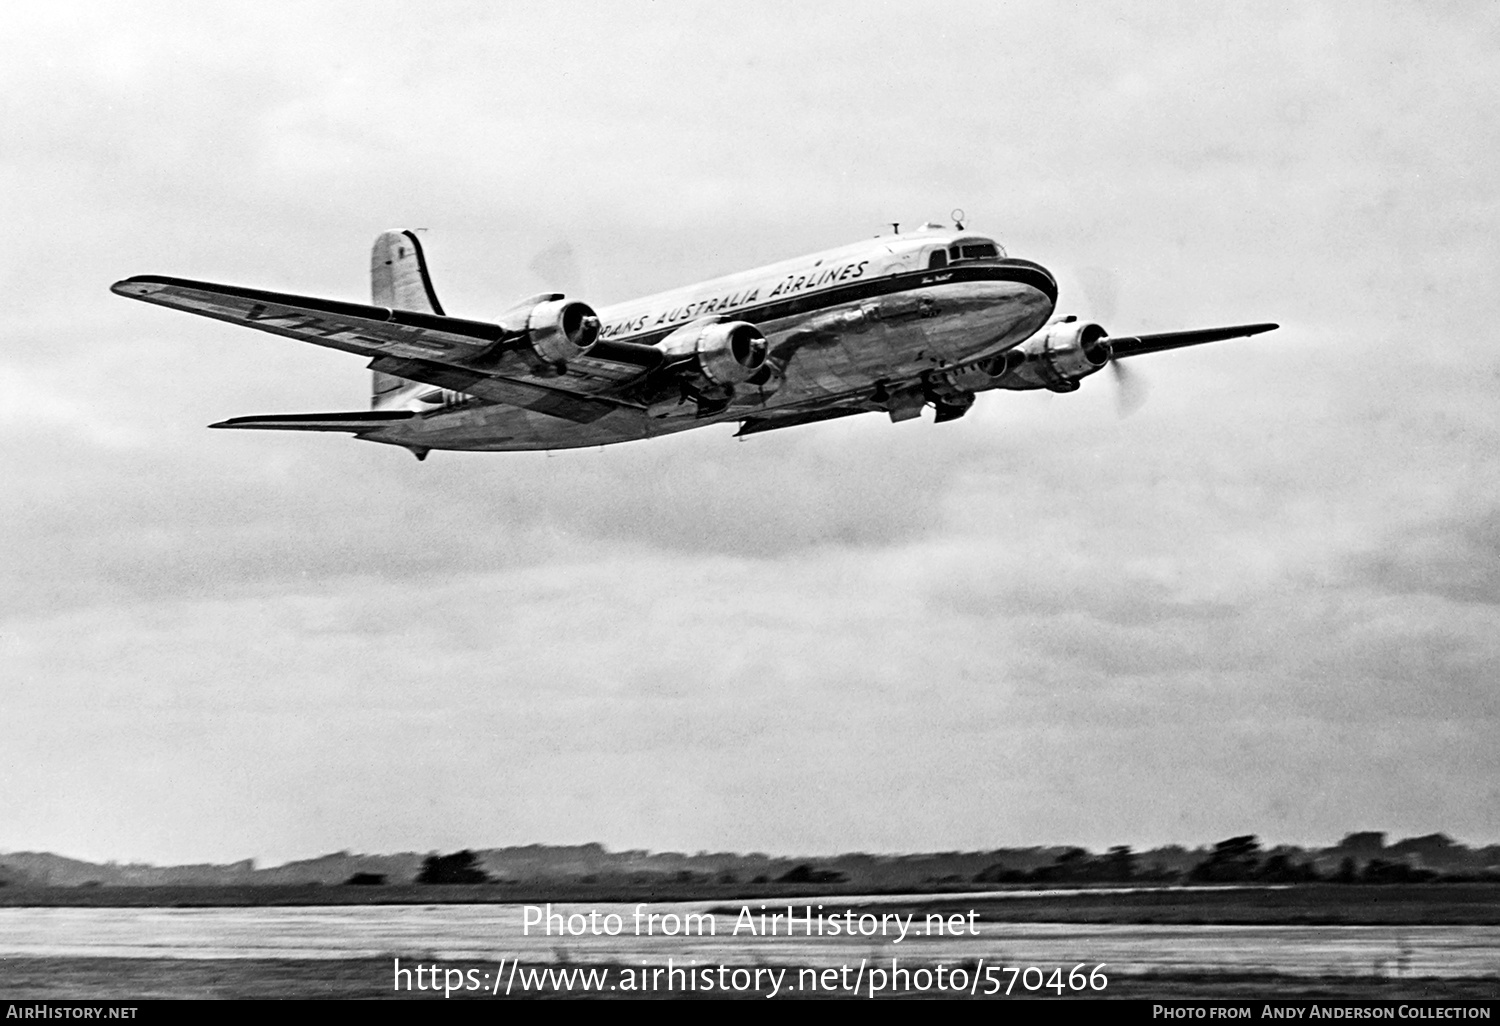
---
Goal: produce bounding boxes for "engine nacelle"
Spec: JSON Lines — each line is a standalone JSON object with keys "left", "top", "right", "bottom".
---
{"left": 658, "top": 318, "right": 768, "bottom": 387}
{"left": 1004, "top": 320, "right": 1112, "bottom": 391}
{"left": 525, "top": 297, "right": 601, "bottom": 362}
{"left": 928, "top": 320, "right": 1112, "bottom": 400}
{"left": 496, "top": 293, "right": 601, "bottom": 364}
{"left": 930, "top": 349, "right": 1026, "bottom": 395}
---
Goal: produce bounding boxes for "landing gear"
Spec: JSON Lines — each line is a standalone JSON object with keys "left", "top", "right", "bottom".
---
{"left": 920, "top": 371, "right": 976, "bottom": 423}
{"left": 932, "top": 393, "right": 975, "bottom": 423}
{"left": 872, "top": 379, "right": 927, "bottom": 422}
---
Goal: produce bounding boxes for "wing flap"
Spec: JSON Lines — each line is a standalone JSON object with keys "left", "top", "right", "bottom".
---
{"left": 735, "top": 406, "right": 870, "bottom": 437}
{"left": 567, "top": 339, "right": 665, "bottom": 381}
{"left": 368, "top": 357, "right": 640, "bottom": 424}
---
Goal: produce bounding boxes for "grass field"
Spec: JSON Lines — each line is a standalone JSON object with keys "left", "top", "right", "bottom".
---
{"left": 4, "top": 886, "right": 1495, "bottom": 1000}
{"left": 4, "top": 883, "right": 1499, "bottom": 924}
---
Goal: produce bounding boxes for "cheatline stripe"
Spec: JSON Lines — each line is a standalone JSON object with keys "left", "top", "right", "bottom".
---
{"left": 602, "top": 261, "right": 1057, "bottom": 346}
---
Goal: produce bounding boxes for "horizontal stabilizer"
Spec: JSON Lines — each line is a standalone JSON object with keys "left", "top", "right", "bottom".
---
{"left": 209, "top": 411, "right": 415, "bottom": 432}
{"left": 1109, "top": 322, "right": 1278, "bottom": 360}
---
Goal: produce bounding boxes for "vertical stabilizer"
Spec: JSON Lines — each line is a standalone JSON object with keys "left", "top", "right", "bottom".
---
{"left": 370, "top": 230, "right": 444, "bottom": 409}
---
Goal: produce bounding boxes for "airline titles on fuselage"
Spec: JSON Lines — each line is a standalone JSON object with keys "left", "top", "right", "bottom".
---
{"left": 598, "top": 259, "right": 871, "bottom": 340}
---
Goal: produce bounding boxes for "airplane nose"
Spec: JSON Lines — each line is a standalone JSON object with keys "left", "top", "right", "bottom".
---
{"left": 999, "top": 257, "right": 1059, "bottom": 306}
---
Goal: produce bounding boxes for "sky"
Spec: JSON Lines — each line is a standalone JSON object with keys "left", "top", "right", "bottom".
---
{"left": 2, "top": 1, "right": 1497, "bottom": 866}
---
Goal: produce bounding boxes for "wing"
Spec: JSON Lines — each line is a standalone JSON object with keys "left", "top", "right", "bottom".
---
{"left": 110, "top": 276, "right": 659, "bottom": 422}
{"left": 1107, "top": 322, "right": 1279, "bottom": 360}
{"left": 209, "top": 411, "right": 416, "bottom": 432}
{"left": 112, "top": 275, "right": 511, "bottom": 363}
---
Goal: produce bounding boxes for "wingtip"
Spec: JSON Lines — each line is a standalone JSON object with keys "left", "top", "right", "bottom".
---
{"left": 110, "top": 276, "right": 165, "bottom": 298}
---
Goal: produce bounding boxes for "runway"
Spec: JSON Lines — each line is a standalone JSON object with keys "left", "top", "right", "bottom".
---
{"left": 1, "top": 901, "right": 1495, "bottom": 978}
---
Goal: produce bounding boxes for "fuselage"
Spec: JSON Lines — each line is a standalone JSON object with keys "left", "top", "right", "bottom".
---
{"left": 379, "top": 226, "right": 1057, "bottom": 451}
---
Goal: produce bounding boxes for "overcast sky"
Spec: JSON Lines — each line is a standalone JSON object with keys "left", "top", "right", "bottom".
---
{"left": 2, "top": 1, "right": 1497, "bottom": 866}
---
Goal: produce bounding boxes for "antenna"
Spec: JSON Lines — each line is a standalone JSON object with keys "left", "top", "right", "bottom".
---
{"left": 890, "top": 222, "right": 900, "bottom": 235}
{"left": 951, "top": 208, "right": 966, "bottom": 230}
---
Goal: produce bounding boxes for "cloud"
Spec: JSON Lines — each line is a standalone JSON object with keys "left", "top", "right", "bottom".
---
{"left": 1347, "top": 508, "right": 1500, "bottom": 606}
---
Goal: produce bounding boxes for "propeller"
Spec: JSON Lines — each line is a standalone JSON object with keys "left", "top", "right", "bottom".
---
{"left": 1077, "top": 266, "right": 1147, "bottom": 418}
{"left": 1109, "top": 356, "right": 1149, "bottom": 418}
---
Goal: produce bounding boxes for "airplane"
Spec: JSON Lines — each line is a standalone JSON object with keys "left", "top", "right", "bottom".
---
{"left": 110, "top": 221, "right": 1276, "bottom": 460}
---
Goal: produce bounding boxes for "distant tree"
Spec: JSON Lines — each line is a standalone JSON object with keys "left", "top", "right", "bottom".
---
{"left": 344, "top": 872, "right": 387, "bottom": 886}
{"left": 417, "top": 851, "right": 492, "bottom": 885}
{"left": 1137, "top": 862, "right": 1181, "bottom": 884}
{"left": 1387, "top": 834, "right": 1461, "bottom": 868}
{"left": 776, "top": 864, "right": 847, "bottom": 885}
{"left": 1361, "top": 858, "right": 1436, "bottom": 884}
{"left": 1104, "top": 846, "right": 1137, "bottom": 882}
{"left": 1338, "top": 832, "right": 1386, "bottom": 853}
{"left": 1256, "top": 852, "right": 1319, "bottom": 883}
{"left": 1334, "top": 856, "right": 1358, "bottom": 884}
{"left": 974, "top": 863, "right": 1028, "bottom": 884}
{"left": 1189, "top": 836, "right": 1262, "bottom": 883}
{"left": 1026, "top": 848, "right": 1093, "bottom": 884}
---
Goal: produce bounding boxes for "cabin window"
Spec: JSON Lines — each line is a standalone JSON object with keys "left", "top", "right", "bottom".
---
{"left": 927, "top": 250, "right": 947, "bottom": 269}
{"left": 960, "top": 243, "right": 998, "bottom": 260}
{"left": 948, "top": 245, "right": 960, "bottom": 260}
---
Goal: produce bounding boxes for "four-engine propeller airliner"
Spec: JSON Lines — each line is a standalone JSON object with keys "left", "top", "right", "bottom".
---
{"left": 110, "top": 223, "right": 1276, "bottom": 460}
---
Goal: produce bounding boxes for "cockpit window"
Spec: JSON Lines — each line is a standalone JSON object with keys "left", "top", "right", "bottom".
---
{"left": 949, "top": 238, "right": 1005, "bottom": 262}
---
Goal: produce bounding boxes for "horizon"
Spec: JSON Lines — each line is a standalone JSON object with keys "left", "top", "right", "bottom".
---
{"left": 8, "top": 829, "right": 1497, "bottom": 874}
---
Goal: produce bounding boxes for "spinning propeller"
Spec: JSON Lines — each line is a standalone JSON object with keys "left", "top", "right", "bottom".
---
{"left": 1077, "top": 266, "right": 1274, "bottom": 417}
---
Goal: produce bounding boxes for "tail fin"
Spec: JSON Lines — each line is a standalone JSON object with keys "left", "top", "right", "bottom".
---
{"left": 370, "top": 230, "right": 444, "bottom": 410}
